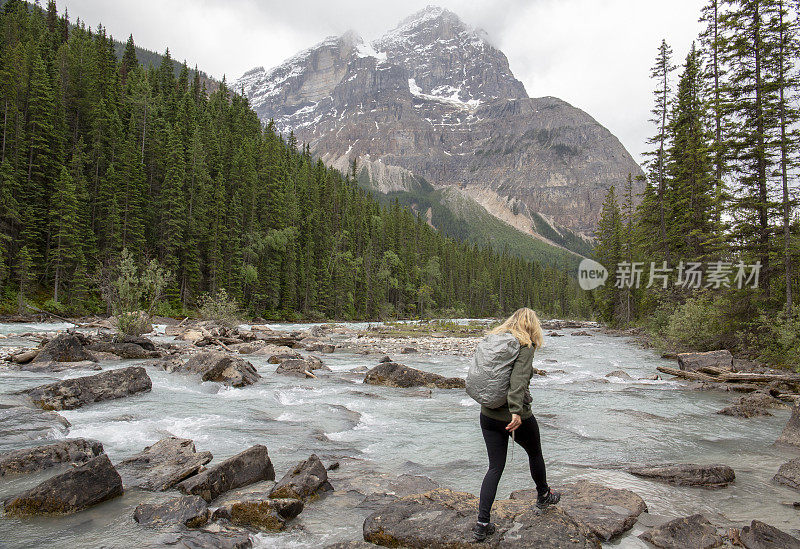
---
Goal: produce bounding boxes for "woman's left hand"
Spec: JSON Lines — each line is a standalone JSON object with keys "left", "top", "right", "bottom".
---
{"left": 506, "top": 414, "right": 521, "bottom": 432}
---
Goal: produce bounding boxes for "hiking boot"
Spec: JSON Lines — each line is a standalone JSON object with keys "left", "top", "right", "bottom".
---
{"left": 536, "top": 488, "right": 561, "bottom": 509}
{"left": 472, "top": 522, "right": 496, "bottom": 542}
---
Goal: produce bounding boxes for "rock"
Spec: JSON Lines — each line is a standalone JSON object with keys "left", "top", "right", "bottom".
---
{"left": 639, "top": 514, "right": 724, "bottom": 549}
{"left": 718, "top": 392, "right": 787, "bottom": 418}
{"left": 324, "top": 542, "right": 377, "bottom": 549}
{"left": 640, "top": 375, "right": 660, "bottom": 381}
{"left": 0, "top": 403, "right": 71, "bottom": 443}
{"left": 605, "top": 370, "right": 632, "bottom": 380}
{"left": 266, "top": 352, "right": 302, "bottom": 363}
{"left": 179, "top": 352, "right": 260, "bottom": 387}
{"left": 363, "top": 361, "right": 465, "bottom": 389}
{"left": 227, "top": 498, "right": 304, "bottom": 531}
{"left": 627, "top": 463, "right": 735, "bottom": 488}
{"left": 26, "top": 366, "right": 152, "bottom": 411}
{"left": 571, "top": 331, "right": 593, "bottom": 336}
{"left": 401, "top": 346, "right": 417, "bottom": 354}
{"left": 11, "top": 348, "right": 39, "bottom": 364}
{"left": 327, "top": 461, "right": 340, "bottom": 471}
{"left": 19, "top": 360, "right": 102, "bottom": 372}
{"left": 176, "top": 329, "right": 205, "bottom": 343}
{"left": 547, "top": 331, "right": 564, "bottom": 337}
{"left": 773, "top": 457, "right": 800, "bottom": 492}
{"left": 275, "top": 358, "right": 328, "bottom": 377}
{"left": 3, "top": 454, "right": 123, "bottom": 515}
{"left": 379, "top": 355, "right": 392, "bottom": 363}
{"left": 305, "top": 342, "right": 336, "bottom": 353}
{"left": 510, "top": 480, "right": 647, "bottom": 541}
{"left": 31, "top": 332, "right": 94, "bottom": 363}
{"left": 134, "top": 495, "right": 209, "bottom": 528}
{"left": 86, "top": 340, "right": 160, "bottom": 359}
{"left": 270, "top": 453, "right": 330, "bottom": 500}
{"left": 119, "top": 334, "right": 157, "bottom": 350}
{"left": 718, "top": 405, "right": 773, "bottom": 418}
{"left": 362, "top": 488, "right": 599, "bottom": 548}
{"left": 739, "top": 520, "right": 800, "bottom": 549}
{"left": 117, "top": 437, "right": 213, "bottom": 491}
{"left": 149, "top": 530, "right": 252, "bottom": 549}
{"left": 0, "top": 438, "right": 104, "bottom": 476}
{"left": 677, "top": 350, "right": 733, "bottom": 372}
{"left": 777, "top": 404, "right": 800, "bottom": 447}
{"left": 177, "top": 445, "right": 275, "bottom": 502}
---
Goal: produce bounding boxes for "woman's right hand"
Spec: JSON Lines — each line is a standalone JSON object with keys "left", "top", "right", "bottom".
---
{"left": 506, "top": 413, "right": 521, "bottom": 432}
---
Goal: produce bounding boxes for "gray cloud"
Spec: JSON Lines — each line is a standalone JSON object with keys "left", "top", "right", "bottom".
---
{"left": 59, "top": 0, "right": 706, "bottom": 164}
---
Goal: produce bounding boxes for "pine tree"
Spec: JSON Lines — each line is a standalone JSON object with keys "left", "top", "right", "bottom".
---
{"left": 120, "top": 34, "right": 137, "bottom": 87}
{"left": 50, "top": 166, "right": 82, "bottom": 302}
{"left": 594, "top": 186, "right": 624, "bottom": 323}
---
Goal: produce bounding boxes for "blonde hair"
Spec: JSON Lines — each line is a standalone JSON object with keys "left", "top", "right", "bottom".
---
{"left": 489, "top": 308, "right": 544, "bottom": 349}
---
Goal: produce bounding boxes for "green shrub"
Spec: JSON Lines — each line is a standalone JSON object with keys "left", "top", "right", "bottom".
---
{"left": 197, "top": 289, "right": 240, "bottom": 327}
{"left": 103, "top": 249, "right": 169, "bottom": 336}
{"left": 743, "top": 310, "right": 800, "bottom": 369}
{"left": 664, "top": 292, "right": 729, "bottom": 351}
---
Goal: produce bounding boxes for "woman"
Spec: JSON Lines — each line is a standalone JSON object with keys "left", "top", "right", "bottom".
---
{"left": 473, "top": 307, "right": 560, "bottom": 542}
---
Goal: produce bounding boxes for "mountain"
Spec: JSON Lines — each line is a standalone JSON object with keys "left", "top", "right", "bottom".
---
{"left": 236, "top": 6, "right": 643, "bottom": 261}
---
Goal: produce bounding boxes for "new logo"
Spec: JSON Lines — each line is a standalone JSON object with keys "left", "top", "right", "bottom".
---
{"left": 578, "top": 258, "right": 608, "bottom": 290}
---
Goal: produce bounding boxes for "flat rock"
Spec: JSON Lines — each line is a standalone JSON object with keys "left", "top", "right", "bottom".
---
{"left": 148, "top": 530, "right": 252, "bottom": 549}
{"left": 266, "top": 352, "right": 302, "bottom": 363}
{"left": 275, "top": 358, "right": 329, "bottom": 377}
{"left": 777, "top": 404, "right": 800, "bottom": 447}
{"left": 270, "top": 453, "right": 331, "bottom": 500}
{"left": 304, "top": 341, "right": 336, "bottom": 353}
{"left": 26, "top": 366, "right": 152, "bottom": 410}
{"left": 606, "top": 370, "right": 632, "bottom": 380}
{"left": 179, "top": 352, "right": 260, "bottom": 387}
{"left": 117, "top": 437, "right": 213, "bottom": 491}
{"left": 773, "top": 458, "right": 800, "bottom": 492}
{"left": 511, "top": 480, "right": 647, "bottom": 541}
{"left": 677, "top": 350, "right": 733, "bottom": 372}
{"left": 18, "top": 360, "right": 102, "bottom": 372}
{"left": 86, "top": 340, "right": 160, "bottom": 359}
{"left": 0, "top": 403, "right": 70, "bottom": 443}
{"left": 177, "top": 445, "right": 275, "bottom": 502}
{"left": 739, "top": 520, "right": 800, "bottom": 549}
{"left": 362, "top": 488, "right": 599, "bottom": 548}
{"left": 134, "top": 495, "right": 209, "bottom": 528}
{"left": 31, "top": 332, "right": 94, "bottom": 363}
{"left": 225, "top": 498, "right": 304, "bottom": 531}
{"left": 718, "top": 392, "right": 787, "bottom": 418}
{"left": 363, "top": 361, "right": 465, "bottom": 389}
{"left": 627, "top": 463, "right": 735, "bottom": 488}
{"left": 639, "top": 514, "right": 724, "bottom": 549}
{"left": 0, "top": 438, "right": 104, "bottom": 476}
{"left": 3, "top": 454, "right": 123, "bottom": 515}
{"left": 324, "top": 542, "right": 377, "bottom": 549}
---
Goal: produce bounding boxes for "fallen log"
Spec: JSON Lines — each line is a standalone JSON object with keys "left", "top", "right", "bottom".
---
{"left": 11, "top": 349, "right": 40, "bottom": 364}
{"left": 719, "top": 372, "right": 800, "bottom": 384}
{"left": 698, "top": 365, "right": 733, "bottom": 376}
{"left": 657, "top": 366, "right": 721, "bottom": 383}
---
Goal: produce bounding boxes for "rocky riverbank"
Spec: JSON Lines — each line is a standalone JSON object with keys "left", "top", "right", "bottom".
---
{"left": 0, "top": 319, "right": 799, "bottom": 548}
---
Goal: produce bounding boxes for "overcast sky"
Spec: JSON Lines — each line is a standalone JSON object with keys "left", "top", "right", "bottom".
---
{"left": 58, "top": 0, "right": 706, "bottom": 164}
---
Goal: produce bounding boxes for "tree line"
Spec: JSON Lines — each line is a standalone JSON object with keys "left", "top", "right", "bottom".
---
{"left": 594, "top": 0, "right": 800, "bottom": 365}
{"left": 0, "top": 0, "right": 593, "bottom": 321}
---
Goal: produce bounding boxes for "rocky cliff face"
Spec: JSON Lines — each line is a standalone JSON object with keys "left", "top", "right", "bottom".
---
{"left": 237, "top": 6, "right": 642, "bottom": 241}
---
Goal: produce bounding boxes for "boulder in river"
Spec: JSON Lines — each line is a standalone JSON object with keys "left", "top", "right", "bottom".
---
{"left": 269, "top": 453, "right": 331, "bottom": 500}
{"left": 362, "top": 488, "right": 599, "bottom": 548}
{"left": 225, "top": 498, "right": 304, "bottom": 531}
{"left": 86, "top": 340, "right": 160, "bottom": 359}
{"left": 677, "top": 349, "right": 733, "bottom": 372}
{"left": 639, "top": 514, "right": 723, "bottom": 549}
{"left": 3, "top": 454, "right": 123, "bottom": 515}
{"left": 275, "top": 358, "right": 329, "bottom": 377}
{"left": 510, "top": 480, "right": 647, "bottom": 541}
{"left": 777, "top": 403, "right": 800, "bottom": 447}
{"left": 0, "top": 402, "right": 71, "bottom": 443}
{"left": 363, "top": 361, "right": 466, "bottom": 389}
{"left": 739, "top": 520, "right": 800, "bottom": 549}
{"left": 134, "top": 495, "right": 209, "bottom": 528}
{"left": 19, "top": 359, "right": 101, "bottom": 372}
{"left": 147, "top": 529, "right": 253, "bottom": 549}
{"left": 626, "top": 463, "right": 735, "bottom": 488}
{"left": 773, "top": 457, "right": 800, "bottom": 492}
{"left": 718, "top": 391, "right": 787, "bottom": 418}
{"left": 605, "top": 370, "right": 632, "bottom": 380}
{"left": 178, "top": 352, "right": 260, "bottom": 387}
{"left": 117, "top": 437, "right": 213, "bottom": 491}
{"left": 177, "top": 445, "right": 275, "bottom": 502}
{"left": 25, "top": 366, "right": 152, "bottom": 411}
{"left": 0, "top": 438, "right": 104, "bottom": 476}
{"left": 31, "top": 332, "right": 94, "bottom": 363}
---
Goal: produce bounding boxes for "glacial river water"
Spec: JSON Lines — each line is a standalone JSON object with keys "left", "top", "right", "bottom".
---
{"left": 0, "top": 322, "right": 797, "bottom": 548}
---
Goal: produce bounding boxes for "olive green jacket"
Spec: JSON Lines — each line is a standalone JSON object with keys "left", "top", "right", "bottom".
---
{"left": 480, "top": 344, "right": 535, "bottom": 422}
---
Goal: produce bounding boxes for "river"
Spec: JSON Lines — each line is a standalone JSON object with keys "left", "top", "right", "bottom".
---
{"left": 0, "top": 321, "right": 796, "bottom": 547}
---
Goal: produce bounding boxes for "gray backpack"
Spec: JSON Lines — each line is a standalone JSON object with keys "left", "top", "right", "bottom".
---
{"left": 466, "top": 333, "right": 520, "bottom": 408}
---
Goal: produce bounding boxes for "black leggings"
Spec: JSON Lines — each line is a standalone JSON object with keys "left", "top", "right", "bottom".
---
{"left": 477, "top": 413, "right": 548, "bottom": 522}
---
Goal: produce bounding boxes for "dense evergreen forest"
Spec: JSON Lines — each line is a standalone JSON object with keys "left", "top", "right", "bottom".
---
{"left": 0, "top": 0, "right": 592, "bottom": 321}
{"left": 594, "top": 0, "right": 800, "bottom": 366}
